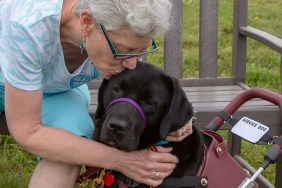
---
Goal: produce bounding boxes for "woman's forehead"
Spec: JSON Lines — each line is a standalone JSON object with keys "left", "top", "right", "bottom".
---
{"left": 106, "top": 27, "right": 153, "bottom": 50}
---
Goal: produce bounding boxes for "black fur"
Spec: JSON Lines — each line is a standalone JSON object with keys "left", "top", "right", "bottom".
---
{"left": 94, "top": 62, "right": 204, "bottom": 177}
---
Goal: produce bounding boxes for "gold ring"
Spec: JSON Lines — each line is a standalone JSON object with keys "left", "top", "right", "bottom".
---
{"left": 154, "top": 171, "right": 160, "bottom": 180}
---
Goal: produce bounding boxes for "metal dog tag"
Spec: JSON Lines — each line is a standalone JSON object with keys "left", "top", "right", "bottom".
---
{"left": 231, "top": 117, "right": 270, "bottom": 143}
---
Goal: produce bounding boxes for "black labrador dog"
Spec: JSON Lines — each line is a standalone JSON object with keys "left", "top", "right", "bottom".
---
{"left": 93, "top": 62, "right": 204, "bottom": 186}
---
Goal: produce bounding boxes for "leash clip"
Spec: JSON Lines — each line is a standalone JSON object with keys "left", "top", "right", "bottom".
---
{"left": 268, "top": 136, "right": 279, "bottom": 145}
{"left": 223, "top": 115, "right": 233, "bottom": 124}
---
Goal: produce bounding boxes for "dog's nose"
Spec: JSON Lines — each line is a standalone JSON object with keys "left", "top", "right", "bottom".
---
{"left": 108, "top": 121, "right": 127, "bottom": 133}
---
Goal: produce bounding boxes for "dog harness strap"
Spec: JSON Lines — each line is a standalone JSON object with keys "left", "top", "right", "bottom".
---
{"left": 160, "top": 176, "right": 208, "bottom": 187}
{"left": 106, "top": 98, "right": 147, "bottom": 129}
{"left": 217, "top": 110, "right": 238, "bottom": 126}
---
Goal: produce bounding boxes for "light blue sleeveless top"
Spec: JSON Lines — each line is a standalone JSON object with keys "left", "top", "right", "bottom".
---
{"left": 0, "top": 0, "right": 99, "bottom": 93}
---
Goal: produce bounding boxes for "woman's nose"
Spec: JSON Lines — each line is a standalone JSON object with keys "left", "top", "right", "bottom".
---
{"left": 121, "top": 56, "right": 138, "bottom": 70}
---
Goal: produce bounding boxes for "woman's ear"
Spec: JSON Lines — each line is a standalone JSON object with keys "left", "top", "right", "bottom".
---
{"left": 80, "top": 9, "right": 95, "bottom": 37}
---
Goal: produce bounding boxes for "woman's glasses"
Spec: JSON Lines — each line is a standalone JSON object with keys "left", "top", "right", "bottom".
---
{"left": 100, "top": 24, "right": 158, "bottom": 60}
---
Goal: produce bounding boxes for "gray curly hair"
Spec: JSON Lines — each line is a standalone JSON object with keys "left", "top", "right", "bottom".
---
{"left": 76, "top": 0, "right": 172, "bottom": 37}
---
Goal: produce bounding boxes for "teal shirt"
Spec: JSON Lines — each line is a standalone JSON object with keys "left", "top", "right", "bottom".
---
{"left": 0, "top": 0, "right": 99, "bottom": 93}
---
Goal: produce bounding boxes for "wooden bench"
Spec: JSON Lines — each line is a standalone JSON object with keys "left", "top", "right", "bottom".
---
{"left": 1, "top": 0, "right": 281, "bottom": 187}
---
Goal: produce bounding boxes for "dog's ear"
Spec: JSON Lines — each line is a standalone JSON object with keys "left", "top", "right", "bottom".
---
{"left": 159, "top": 76, "right": 193, "bottom": 139}
{"left": 95, "top": 79, "right": 108, "bottom": 120}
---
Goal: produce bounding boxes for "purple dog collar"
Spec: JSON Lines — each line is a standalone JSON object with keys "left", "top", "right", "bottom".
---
{"left": 106, "top": 98, "right": 147, "bottom": 129}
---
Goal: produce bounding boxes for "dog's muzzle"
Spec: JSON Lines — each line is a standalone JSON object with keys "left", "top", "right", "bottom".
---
{"left": 106, "top": 98, "right": 147, "bottom": 130}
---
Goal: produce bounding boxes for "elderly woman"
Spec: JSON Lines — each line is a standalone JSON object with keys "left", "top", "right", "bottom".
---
{"left": 0, "top": 0, "right": 193, "bottom": 187}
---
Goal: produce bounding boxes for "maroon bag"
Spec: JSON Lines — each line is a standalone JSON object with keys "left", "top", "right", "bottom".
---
{"left": 197, "top": 130, "right": 259, "bottom": 188}
{"left": 202, "top": 88, "right": 282, "bottom": 188}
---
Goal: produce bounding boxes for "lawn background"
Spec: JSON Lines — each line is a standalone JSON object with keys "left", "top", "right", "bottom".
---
{"left": 1, "top": 0, "right": 282, "bottom": 187}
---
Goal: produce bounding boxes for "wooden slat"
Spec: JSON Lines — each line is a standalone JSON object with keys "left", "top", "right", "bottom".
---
{"left": 179, "top": 77, "right": 236, "bottom": 87}
{"left": 181, "top": 85, "right": 243, "bottom": 92}
{"left": 193, "top": 100, "right": 277, "bottom": 108}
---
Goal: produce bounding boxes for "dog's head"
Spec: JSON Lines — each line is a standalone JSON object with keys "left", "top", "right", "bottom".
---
{"left": 94, "top": 62, "right": 193, "bottom": 151}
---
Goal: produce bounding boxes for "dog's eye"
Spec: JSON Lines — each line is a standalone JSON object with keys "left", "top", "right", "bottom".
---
{"left": 113, "top": 86, "right": 120, "bottom": 93}
{"left": 143, "top": 99, "right": 154, "bottom": 105}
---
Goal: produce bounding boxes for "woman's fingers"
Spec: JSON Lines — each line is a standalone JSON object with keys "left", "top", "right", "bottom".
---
{"left": 166, "top": 119, "right": 193, "bottom": 142}
{"left": 116, "top": 147, "right": 178, "bottom": 187}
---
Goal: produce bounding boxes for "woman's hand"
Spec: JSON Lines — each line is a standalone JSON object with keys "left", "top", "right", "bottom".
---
{"left": 166, "top": 118, "right": 193, "bottom": 142}
{"left": 115, "top": 146, "right": 178, "bottom": 187}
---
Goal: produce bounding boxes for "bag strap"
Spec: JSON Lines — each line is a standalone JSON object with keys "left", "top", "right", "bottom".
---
{"left": 217, "top": 110, "right": 239, "bottom": 126}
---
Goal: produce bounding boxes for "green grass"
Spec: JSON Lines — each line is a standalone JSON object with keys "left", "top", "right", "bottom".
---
{"left": 0, "top": 135, "right": 36, "bottom": 187}
{"left": 1, "top": 0, "right": 282, "bottom": 186}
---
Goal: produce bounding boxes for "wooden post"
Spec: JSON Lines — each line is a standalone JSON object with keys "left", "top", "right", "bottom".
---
{"left": 232, "top": 0, "right": 248, "bottom": 83}
{"left": 199, "top": 0, "right": 218, "bottom": 78}
{"left": 164, "top": 0, "right": 183, "bottom": 79}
